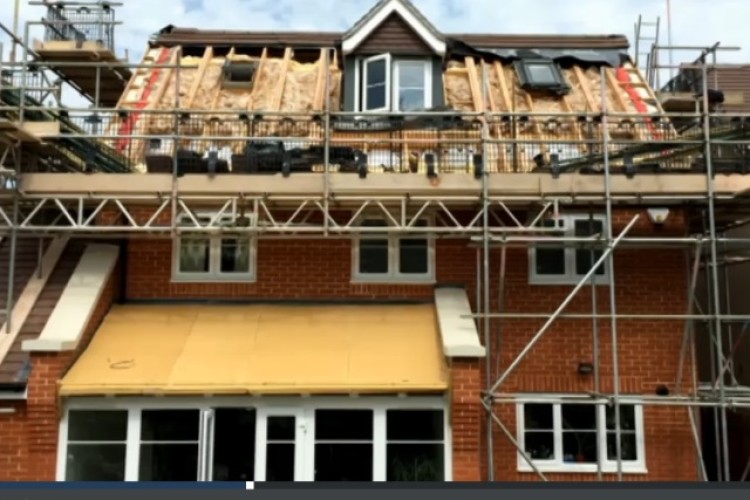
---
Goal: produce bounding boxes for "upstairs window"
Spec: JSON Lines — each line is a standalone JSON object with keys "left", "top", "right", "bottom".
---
{"left": 173, "top": 212, "right": 257, "bottom": 283}
{"left": 515, "top": 59, "right": 569, "bottom": 94}
{"left": 352, "top": 216, "right": 435, "bottom": 283}
{"left": 529, "top": 214, "right": 610, "bottom": 285}
{"left": 359, "top": 54, "right": 432, "bottom": 112}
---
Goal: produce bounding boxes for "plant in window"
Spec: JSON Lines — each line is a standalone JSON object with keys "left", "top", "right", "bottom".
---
{"left": 389, "top": 455, "right": 441, "bottom": 481}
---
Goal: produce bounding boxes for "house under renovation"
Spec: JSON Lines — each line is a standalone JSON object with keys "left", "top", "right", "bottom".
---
{"left": 1, "top": 0, "right": 750, "bottom": 483}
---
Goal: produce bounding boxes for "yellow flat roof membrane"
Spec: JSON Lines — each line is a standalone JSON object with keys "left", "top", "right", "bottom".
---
{"left": 59, "top": 304, "right": 449, "bottom": 396}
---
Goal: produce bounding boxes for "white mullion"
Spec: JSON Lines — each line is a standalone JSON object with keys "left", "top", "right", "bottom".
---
{"left": 373, "top": 408, "right": 386, "bottom": 482}
{"left": 597, "top": 405, "right": 608, "bottom": 469}
{"left": 295, "top": 410, "right": 307, "bottom": 482}
{"left": 636, "top": 405, "right": 645, "bottom": 466}
{"left": 55, "top": 408, "right": 69, "bottom": 481}
{"left": 424, "top": 60, "right": 432, "bottom": 109}
{"left": 254, "top": 412, "right": 268, "bottom": 482}
{"left": 553, "top": 404, "right": 563, "bottom": 464}
{"left": 124, "top": 408, "right": 141, "bottom": 481}
{"left": 443, "top": 402, "right": 452, "bottom": 482}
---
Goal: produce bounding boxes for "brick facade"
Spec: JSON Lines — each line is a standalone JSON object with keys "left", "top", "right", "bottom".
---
{"left": 0, "top": 263, "right": 120, "bottom": 481}
{"left": 0, "top": 208, "right": 700, "bottom": 481}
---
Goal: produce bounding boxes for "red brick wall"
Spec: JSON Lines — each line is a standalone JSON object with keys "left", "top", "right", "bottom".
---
{"left": 119, "top": 207, "right": 700, "bottom": 481}
{"left": 451, "top": 359, "right": 483, "bottom": 481}
{"left": 5, "top": 207, "right": 699, "bottom": 481}
{"left": 0, "top": 402, "right": 28, "bottom": 481}
{"left": 4, "top": 259, "right": 121, "bottom": 481}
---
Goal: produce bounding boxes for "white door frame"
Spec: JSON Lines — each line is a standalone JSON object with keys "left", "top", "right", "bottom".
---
{"left": 255, "top": 407, "right": 307, "bottom": 482}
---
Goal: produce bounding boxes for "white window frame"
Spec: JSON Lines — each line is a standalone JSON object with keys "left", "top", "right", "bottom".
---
{"left": 351, "top": 214, "right": 436, "bottom": 284}
{"left": 515, "top": 399, "right": 646, "bottom": 474}
{"left": 362, "top": 53, "right": 392, "bottom": 112}
{"left": 528, "top": 213, "right": 611, "bottom": 286}
{"left": 172, "top": 212, "right": 257, "bottom": 283}
{"left": 354, "top": 54, "right": 433, "bottom": 113}
{"left": 393, "top": 59, "right": 432, "bottom": 112}
{"left": 57, "top": 396, "right": 451, "bottom": 483}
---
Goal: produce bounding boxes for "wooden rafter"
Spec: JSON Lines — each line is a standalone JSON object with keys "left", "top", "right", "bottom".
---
{"left": 313, "top": 49, "right": 327, "bottom": 111}
{"left": 482, "top": 60, "right": 507, "bottom": 171}
{"left": 558, "top": 90, "right": 584, "bottom": 149}
{"left": 464, "top": 57, "right": 484, "bottom": 112}
{"left": 115, "top": 43, "right": 152, "bottom": 109}
{"left": 248, "top": 47, "right": 268, "bottom": 111}
{"left": 271, "top": 47, "right": 293, "bottom": 112}
{"left": 604, "top": 67, "right": 629, "bottom": 113}
{"left": 522, "top": 90, "right": 548, "bottom": 161}
{"left": 151, "top": 47, "right": 179, "bottom": 109}
{"left": 573, "top": 66, "right": 597, "bottom": 113}
{"left": 185, "top": 46, "right": 213, "bottom": 109}
{"left": 493, "top": 61, "right": 511, "bottom": 112}
{"left": 209, "top": 48, "right": 234, "bottom": 112}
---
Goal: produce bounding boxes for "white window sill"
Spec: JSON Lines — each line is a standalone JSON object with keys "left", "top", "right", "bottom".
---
{"left": 518, "top": 463, "right": 647, "bottom": 475}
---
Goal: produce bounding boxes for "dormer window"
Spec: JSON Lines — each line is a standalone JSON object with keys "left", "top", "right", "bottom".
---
{"left": 515, "top": 59, "right": 569, "bottom": 94}
{"left": 358, "top": 54, "right": 432, "bottom": 112}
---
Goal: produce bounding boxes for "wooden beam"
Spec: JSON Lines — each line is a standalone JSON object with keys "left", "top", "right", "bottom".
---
{"left": 210, "top": 49, "right": 233, "bottom": 112}
{"left": 115, "top": 42, "right": 152, "bottom": 109}
{"left": 604, "top": 67, "right": 629, "bottom": 112}
{"left": 185, "top": 46, "right": 213, "bottom": 109}
{"left": 573, "top": 66, "right": 597, "bottom": 112}
{"left": 482, "top": 60, "right": 507, "bottom": 172}
{"left": 248, "top": 47, "right": 268, "bottom": 111}
{"left": 271, "top": 47, "right": 293, "bottom": 112}
{"left": 313, "top": 49, "right": 327, "bottom": 111}
{"left": 151, "top": 47, "right": 179, "bottom": 110}
{"left": 464, "top": 57, "right": 484, "bottom": 112}
{"left": 493, "top": 61, "right": 512, "bottom": 112}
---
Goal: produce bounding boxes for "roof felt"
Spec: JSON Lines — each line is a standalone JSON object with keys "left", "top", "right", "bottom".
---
{"left": 152, "top": 26, "right": 630, "bottom": 52}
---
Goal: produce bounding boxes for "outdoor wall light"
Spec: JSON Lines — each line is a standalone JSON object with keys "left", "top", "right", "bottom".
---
{"left": 648, "top": 208, "right": 671, "bottom": 225}
{"left": 578, "top": 363, "right": 594, "bottom": 375}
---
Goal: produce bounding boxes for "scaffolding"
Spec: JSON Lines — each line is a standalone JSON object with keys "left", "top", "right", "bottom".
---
{"left": 2, "top": 0, "right": 750, "bottom": 482}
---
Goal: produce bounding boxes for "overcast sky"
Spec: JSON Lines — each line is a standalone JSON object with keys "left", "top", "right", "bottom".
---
{"left": 0, "top": 0, "right": 746, "bottom": 104}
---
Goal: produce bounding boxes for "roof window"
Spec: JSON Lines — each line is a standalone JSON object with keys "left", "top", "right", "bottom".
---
{"left": 515, "top": 59, "right": 569, "bottom": 95}
{"left": 221, "top": 60, "right": 258, "bottom": 89}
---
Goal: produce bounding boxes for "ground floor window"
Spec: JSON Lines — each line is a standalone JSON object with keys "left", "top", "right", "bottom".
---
{"left": 516, "top": 399, "right": 646, "bottom": 474}
{"left": 58, "top": 398, "right": 449, "bottom": 482}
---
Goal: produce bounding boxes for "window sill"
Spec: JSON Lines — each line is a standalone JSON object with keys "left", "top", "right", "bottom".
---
{"left": 518, "top": 463, "right": 647, "bottom": 475}
{"left": 351, "top": 277, "right": 436, "bottom": 286}
{"left": 171, "top": 275, "right": 257, "bottom": 285}
{"left": 529, "top": 276, "right": 611, "bottom": 287}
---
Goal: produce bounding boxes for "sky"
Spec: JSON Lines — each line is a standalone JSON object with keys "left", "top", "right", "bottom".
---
{"left": 0, "top": 0, "right": 747, "bottom": 105}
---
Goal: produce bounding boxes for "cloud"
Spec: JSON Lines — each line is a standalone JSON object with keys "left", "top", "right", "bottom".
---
{"left": 0, "top": 0, "right": 746, "bottom": 106}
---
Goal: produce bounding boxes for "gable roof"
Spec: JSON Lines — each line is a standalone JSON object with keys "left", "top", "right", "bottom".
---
{"left": 341, "top": 0, "right": 446, "bottom": 55}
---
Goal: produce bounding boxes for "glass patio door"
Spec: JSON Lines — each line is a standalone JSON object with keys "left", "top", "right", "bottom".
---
{"left": 255, "top": 409, "right": 306, "bottom": 482}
